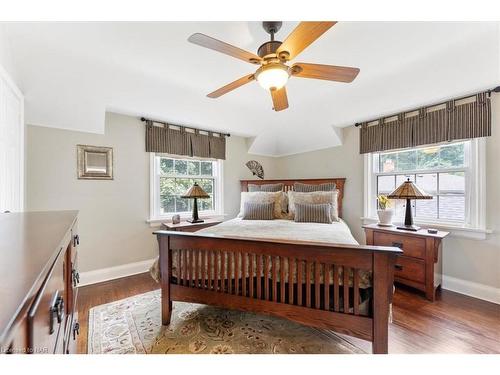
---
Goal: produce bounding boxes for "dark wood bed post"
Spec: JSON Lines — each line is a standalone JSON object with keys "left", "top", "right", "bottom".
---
{"left": 158, "top": 235, "right": 173, "bottom": 325}
{"left": 372, "top": 252, "right": 397, "bottom": 354}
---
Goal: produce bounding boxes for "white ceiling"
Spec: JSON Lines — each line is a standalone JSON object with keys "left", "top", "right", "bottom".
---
{"left": 4, "top": 22, "right": 500, "bottom": 156}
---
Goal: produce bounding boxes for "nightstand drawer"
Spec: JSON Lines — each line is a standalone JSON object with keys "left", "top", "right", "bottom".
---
{"left": 395, "top": 256, "right": 425, "bottom": 284}
{"left": 373, "top": 232, "right": 426, "bottom": 259}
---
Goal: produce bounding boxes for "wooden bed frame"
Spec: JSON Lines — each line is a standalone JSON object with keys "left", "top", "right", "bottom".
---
{"left": 155, "top": 178, "right": 401, "bottom": 353}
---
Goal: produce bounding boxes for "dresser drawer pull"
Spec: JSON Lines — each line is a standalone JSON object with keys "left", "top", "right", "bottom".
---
{"left": 73, "top": 322, "right": 80, "bottom": 340}
{"left": 392, "top": 242, "right": 403, "bottom": 249}
{"left": 395, "top": 264, "right": 403, "bottom": 271}
{"left": 73, "top": 234, "right": 80, "bottom": 246}
{"left": 49, "top": 294, "right": 64, "bottom": 334}
{"left": 72, "top": 269, "right": 80, "bottom": 287}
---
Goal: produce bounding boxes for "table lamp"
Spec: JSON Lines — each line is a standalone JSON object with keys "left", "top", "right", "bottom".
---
{"left": 388, "top": 178, "right": 432, "bottom": 231}
{"left": 181, "top": 182, "right": 210, "bottom": 223}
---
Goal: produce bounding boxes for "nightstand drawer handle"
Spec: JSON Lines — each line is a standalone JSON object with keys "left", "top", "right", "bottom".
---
{"left": 395, "top": 264, "right": 403, "bottom": 271}
{"left": 392, "top": 241, "right": 403, "bottom": 249}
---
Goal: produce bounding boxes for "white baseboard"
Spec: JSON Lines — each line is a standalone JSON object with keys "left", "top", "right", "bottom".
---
{"left": 442, "top": 275, "right": 500, "bottom": 305}
{"left": 79, "top": 258, "right": 156, "bottom": 287}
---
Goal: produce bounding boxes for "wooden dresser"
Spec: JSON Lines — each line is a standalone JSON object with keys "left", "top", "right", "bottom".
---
{"left": 0, "top": 211, "right": 81, "bottom": 354}
{"left": 364, "top": 223, "right": 449, "bottom": 301}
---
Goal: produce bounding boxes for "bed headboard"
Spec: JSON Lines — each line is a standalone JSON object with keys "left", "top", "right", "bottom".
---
{"left": 240, "top": 178, "right": 346, "bottom": 219}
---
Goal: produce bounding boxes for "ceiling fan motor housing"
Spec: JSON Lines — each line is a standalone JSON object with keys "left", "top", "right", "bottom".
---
{"left": 257, "top": 41, "right": 283, "bottom": 59}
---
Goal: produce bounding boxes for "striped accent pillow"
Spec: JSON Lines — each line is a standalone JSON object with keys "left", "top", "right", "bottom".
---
{"left": 248, "top": 183, "right": 284, "bottom": 192}
{"left": 294, "top": 203, "right": 333, "bottom": 224}
{"left": 294, "top": 182, "right": 336, "bottom": 192}
{"left": 242, "top": 202, "right": 275, "bottom": 220}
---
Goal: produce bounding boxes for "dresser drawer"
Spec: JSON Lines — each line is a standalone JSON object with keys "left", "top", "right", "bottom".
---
{"left": 28, "top": 249, "right": 66, "bottom": 354}
{"left": 373, "top": 231, "right": 426, "bottom": 259}
{"left": 395, "top": 256, "right": 425, "bottom": 284}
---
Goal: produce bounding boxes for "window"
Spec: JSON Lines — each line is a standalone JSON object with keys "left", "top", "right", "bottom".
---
{"left": 150, "top": 155, "right": 223, "bottom": 220}
{"left": 364, "top": 139, "right": 487, "bottom": 232}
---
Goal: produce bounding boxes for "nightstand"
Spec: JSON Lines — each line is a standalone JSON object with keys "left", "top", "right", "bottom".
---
{"left": 162, "top": 218, "right": 222, "bottom": 232}
{"left": 363, "top": 223, "right": 449, "bottom": 301}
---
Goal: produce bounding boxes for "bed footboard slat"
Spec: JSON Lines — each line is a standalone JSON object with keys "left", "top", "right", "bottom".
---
{"left": 280, "top": 257, "right": 286, "bottom": 304}
{"left": 228, "top": 252, "right": 233, "bottom": 294}
{"left": 297, "top": 261, "right": 303, "bottom": 306}
{"left": 314, "top": 261, "right": 321, "bottom": 309}
{"left": 272, "top": 256, "right": 278, "bottom": 302}
{"left": 216, "top": 250, "right": 221, "bottom": 292}
{"left": 182, "top": 249, "right": 187, "bottom": 286}
{"left": 288, "top": 258, "right": 294, "bottom": 305}
{"left": 343, "top": 266, "right": 350, "bottom": 313}
{"left": 333, "top": 265, "right": 339, "bottom": 312}
{"left": 242, "top": 252, "right": 247, "bottom": 297}
{"left": 249, "top": 253, "right": 255, "bottom": 298}
{"left": 264, "top": 256, "right": 270, "bottom": 300}
{"left": 354, "top": 269, "right": 360, "bottom": 315}
{"left": 257, "top": 254, "right": 262, "bottom": 299}
{"left": 235, "top": 252, "right": 240, "bottom": 296}
{"left": 324, "top": 264, "right": 330, "bottom": 311}
{"left": 186, "top": 250, "right": 191, "bottom": 287}
{"left": 306, "top": 261, "right": 311, "bottom": 308}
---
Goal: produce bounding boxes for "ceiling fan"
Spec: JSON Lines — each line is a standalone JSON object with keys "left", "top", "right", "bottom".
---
{"left": 188, "top": 21, "right": 360, "bottom": 112}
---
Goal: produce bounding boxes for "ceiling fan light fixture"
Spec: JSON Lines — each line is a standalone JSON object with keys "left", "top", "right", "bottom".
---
{"left": 255, "top": 64, "right": 290, "bottom": 90}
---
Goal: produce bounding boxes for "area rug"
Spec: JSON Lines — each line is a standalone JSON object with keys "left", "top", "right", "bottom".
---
{"left": 88, "top": 289, "right": 363, "bottom": 354}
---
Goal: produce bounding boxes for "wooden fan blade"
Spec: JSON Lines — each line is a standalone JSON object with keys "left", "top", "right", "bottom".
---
{"left": 291, "top": 63, "right": 360, "bottom": 83}
{"left": 207, "top": 74, "right": 255, "bottom": 98}
{"left": 276, "top": 22, "right": 336, "bottom": 61}
{"left": 270, "top": 87, "right": 289, "bottom": 112}
{"left": 188, "top": 33, "right": 262, "bottom": 64}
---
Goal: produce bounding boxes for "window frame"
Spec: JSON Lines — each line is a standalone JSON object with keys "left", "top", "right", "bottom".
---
{"left": 363, "top": 138, "right": 488, "bottom": 238}
{"left": 149, "top": 153, "right": 224, "bottom": 222}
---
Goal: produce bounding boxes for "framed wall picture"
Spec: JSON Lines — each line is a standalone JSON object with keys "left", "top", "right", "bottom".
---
{"left": 77, "top": 145, "right": 113, "bottom": 180}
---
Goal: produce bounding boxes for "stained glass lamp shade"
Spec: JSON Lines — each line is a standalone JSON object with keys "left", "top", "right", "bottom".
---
{"left": 388, "top": 178, "right": 432, "bottom": 231}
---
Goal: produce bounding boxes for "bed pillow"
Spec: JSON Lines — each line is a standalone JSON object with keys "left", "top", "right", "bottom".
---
{"left": 294, "top": 203, "right": 333, "bottom": 224}
{"left": 242, "top": 202, "right": 275, "bottom": 220}
{"left": 248, "top": 183, "right": 284, "bottom": 192}
{"left": 288, "top": 190, "right": 339, "bottom": 221}
{"left": 294, "top": 182, "right": 336, "bottom": 192}
{"left": 238, "top": 191, "right": 286, "bottom": 219}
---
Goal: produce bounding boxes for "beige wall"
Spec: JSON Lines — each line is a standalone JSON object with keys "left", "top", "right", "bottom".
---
{"left": 26, "top": 112, "right": 277, "bottom": 272}
{"left": 273, "top": 99, "right": 500, "bottom": 290}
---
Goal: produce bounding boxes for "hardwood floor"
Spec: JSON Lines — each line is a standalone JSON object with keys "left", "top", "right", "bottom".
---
{"left": 77, "top": 273, "right": 500, "bottom": 354}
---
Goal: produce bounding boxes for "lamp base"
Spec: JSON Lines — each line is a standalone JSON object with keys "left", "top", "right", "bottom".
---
{"left": 396, "top": 225, "right": 420, "bottom": 232}
{"left": 187, "top": 218, "right": 205, "bottom": 224}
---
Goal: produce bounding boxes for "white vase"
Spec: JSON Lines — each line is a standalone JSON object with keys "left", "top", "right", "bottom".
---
{"left": 377, "top": 209, "right": 394, "bottom": 226}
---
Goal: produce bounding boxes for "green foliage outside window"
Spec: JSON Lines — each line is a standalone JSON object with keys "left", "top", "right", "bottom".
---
{"left": 158, "top": 157, "right": 216, "bottom": 214}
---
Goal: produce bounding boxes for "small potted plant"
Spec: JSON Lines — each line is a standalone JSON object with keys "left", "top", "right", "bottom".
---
{"left": 377, "top": 195, "right": 394, "bottom": 226}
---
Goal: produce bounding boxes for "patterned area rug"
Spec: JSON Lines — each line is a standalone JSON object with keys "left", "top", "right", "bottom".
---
{"left": 88, "top": 289, "right": 363, "bottom": 354}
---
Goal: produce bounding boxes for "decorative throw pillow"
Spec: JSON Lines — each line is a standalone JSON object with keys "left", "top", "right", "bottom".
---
{"left": 242, "top": 202, "right": 275, "bottom": 220}
{"left": 294, "top": 203, "right": 333, "bottom": 224}
{"left": 238, "top": 191, "right": 286, "bottom": 219}
{"left": 248, "top": 183, "right": 284, "bottom": 192}
{"left": 294, "top": 182, "right": 336, "bottom": 192}
{"left": 287, "top": 190, "right": 339, "bottom": 221}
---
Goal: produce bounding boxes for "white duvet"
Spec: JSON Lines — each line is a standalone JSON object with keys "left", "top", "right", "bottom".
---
{"left": 197, "top": 217, "right": 359, "bottom": 245}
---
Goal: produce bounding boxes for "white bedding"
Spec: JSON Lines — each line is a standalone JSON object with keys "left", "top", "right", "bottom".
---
{"left": 197, "top": 217, "right": 359, "bottom": 246}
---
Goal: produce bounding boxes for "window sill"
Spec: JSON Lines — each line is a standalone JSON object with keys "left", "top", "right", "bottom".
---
{"left": 147, "top": 213, "right": 228, "bottom": 228}
{"left": 361, "top": 217, "right": 492, "bottom": 240}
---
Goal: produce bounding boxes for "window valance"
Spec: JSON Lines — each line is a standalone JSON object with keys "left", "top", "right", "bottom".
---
{"left": 358, "top": 92, "right": 492, "bottom": 154}
{"left": 144, "top": 118, "right": 228, "bottom": 160}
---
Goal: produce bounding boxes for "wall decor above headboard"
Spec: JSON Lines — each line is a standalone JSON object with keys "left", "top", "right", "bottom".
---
{"left": 240, "top": 178, "right": 346, "bottom": 218}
